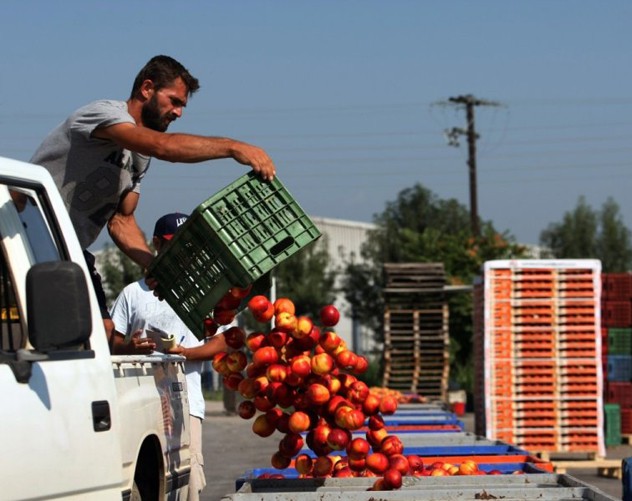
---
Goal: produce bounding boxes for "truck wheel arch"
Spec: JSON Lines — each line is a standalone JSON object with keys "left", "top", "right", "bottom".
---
{"left": 132, "top": 435, "right": 164, "bottom": 500}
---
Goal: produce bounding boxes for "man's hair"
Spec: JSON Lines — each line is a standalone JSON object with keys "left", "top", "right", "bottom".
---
{"left": 130, "top": 55, "right": 200, "bottom": 99}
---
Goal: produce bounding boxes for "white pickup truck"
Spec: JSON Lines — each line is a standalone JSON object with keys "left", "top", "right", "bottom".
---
{"left": 0, "top": 156, "right": 191, "bottom": 500}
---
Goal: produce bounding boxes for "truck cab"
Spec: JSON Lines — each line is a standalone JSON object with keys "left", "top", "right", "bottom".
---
{"left": 0, "top": 156, "right": 190, "bottom": 500}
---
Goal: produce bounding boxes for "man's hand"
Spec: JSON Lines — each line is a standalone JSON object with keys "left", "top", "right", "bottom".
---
{"left": 127, "top": 329, "right": 156, "bottom": 354}
{"left": 232, "top": 142, "right": 276, "bottom": 181}
{"left": 166, "top": 344, "right": 186, "bottom": 356}
{"left": 144, "top": 274, "right": 165, "bottom": 300}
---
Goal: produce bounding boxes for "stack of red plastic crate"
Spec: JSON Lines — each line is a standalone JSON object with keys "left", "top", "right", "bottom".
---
{"left": 602, "top": 273, "right": 632, "bottom": 439}
{"left": 473, "top": 259, "right": 605, "bottom": 457}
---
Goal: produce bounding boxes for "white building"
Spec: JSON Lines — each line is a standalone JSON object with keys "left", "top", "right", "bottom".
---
{"left": 310, "top": 216, "right": 377, "bottom": 355}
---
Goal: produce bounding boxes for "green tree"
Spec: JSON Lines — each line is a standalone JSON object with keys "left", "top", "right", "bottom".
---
{"left": 97, "top": 244, "right": 145, "bottom": 303}
{"left": 540, "top": 196, "right": 632, "bottom": 272}
{"left": 598, "top": 198, "right": 632, "bottom": 272}
{"left": 341, "top": 183, "right": 527, "bottom": 391}
{"left": 273, "top": 236, "right": 337, "bottom": 319}
{"left": 540, "top": 196, "right": 598, "bottom": 258}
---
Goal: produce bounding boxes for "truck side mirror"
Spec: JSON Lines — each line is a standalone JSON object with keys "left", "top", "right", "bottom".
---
{"left": 26, "top": 261, "right": 92, "bottom": 352}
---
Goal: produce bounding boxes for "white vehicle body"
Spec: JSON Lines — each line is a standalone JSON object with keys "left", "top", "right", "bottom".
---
{"left": 0, "top": 156, "right": 190, "bottom": 500}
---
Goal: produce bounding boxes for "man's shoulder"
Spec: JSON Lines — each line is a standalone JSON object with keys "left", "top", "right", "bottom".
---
{"left": 72, "top": 99, "right": 132, "bottom": 122}
{"left": 77, "top": 99, "right": 126, "bottom": 111}
{"left": 120, "top": 278, "right": 152, "bottom": 295}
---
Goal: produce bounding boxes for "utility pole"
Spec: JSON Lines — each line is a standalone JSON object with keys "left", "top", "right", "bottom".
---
{"left": 443, "top": 94, "right": 501, "bottom": 239}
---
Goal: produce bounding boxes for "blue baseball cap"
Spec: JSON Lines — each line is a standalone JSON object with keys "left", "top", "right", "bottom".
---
{"left": 153, "top": 212, "right": 188, "bottom": 240}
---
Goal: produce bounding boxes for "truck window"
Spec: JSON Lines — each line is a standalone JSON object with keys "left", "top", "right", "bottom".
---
{"left": 9, "top": 187, "right": 62, "bottom": 263}
{"left": 0, "top": 185, "right": 65, "bottom": 353}
{"left": 0, "top": 247, "right": 23, "bottom": 352}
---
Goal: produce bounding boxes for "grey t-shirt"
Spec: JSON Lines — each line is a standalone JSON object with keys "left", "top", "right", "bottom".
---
{"left": 30, "top": 100, "right": 151, "bottom": 248}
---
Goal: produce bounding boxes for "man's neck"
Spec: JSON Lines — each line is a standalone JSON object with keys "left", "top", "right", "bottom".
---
{"left": 126, "top": 98, "right": 143, "bottom": 127}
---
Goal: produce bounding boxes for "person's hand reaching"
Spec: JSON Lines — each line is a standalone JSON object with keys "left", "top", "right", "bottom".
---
{"left": 127, "top": 329, "right": 156, "bottom": 354}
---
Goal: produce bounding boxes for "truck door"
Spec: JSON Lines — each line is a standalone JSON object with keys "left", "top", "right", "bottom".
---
{"left": 0, "top": 173, "right": 123, "bottom": 499}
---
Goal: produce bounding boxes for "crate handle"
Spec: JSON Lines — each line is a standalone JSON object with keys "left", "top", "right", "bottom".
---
{"left": 269, "top": 236, "right": 295, "bottom": 256}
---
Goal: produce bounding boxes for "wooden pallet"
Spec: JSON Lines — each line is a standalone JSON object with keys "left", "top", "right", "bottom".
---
{"left": 534, "top": 451, "right": 622, "bottom": 479}
{"left": 383, "top": 263, "right": 447, "bottom": 308}
{"left": 382, "top": 263, "right": 450, "bottom": 401}
{"left": 383, "top": 263, "right": 446, "bottom": 291}
{"left": 553, "top": 459, "right": 622, "bottom": 479}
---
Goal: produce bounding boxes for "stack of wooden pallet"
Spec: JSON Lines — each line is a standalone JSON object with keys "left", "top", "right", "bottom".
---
{"left": 382, "top": 263, "right": 450, "bottom": 400}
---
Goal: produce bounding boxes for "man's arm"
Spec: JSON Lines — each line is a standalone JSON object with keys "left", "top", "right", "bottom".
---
{"left": 107, "top": 190, "right": 154, "bottom": 270}
{"left": 168, "top": 332, "right": 228, "bottom": 361}
{"left": 94, "top": 123, "right": 276, "bottom": 181}
{"left": 111, "top": 329, "right": 156, "bottom": 355}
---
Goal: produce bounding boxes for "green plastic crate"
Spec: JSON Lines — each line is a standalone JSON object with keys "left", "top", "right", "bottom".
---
{"left": 604, "top": 403, "right": 621, "bottom": 446}
{"left": 607, "top": 327, "right": 632, "bottom": 355}
{"left": 147, "top": 172, "right": 321, "bottom": 339}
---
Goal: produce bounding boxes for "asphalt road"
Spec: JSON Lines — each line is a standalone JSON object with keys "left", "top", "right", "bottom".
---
{"left": 200, "top": 400, "right": 628, "bottom": 501}
{"left": 201, "top": 400, "right": 274, "bottom": 501}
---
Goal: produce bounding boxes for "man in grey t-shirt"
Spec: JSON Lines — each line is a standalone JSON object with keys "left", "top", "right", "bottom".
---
{"left": 30, "top": 55, "right": 276, "bottom": 347}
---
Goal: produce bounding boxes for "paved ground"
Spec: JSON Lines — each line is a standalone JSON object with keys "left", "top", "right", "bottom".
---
{"left": 201, "top": 400, "right": 275, "bottom": 501}
{"left": 200, "top": 400, "right": 629, "bottom": 501}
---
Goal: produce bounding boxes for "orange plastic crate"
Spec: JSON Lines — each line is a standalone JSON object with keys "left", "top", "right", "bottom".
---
{"left": 515, "top": 385, "right": 555, "bottom": 395}
{"left": 561, "top": 417, "right": 599, "bottom": 427}
{"left": 356, "top": 424, "right": 462, "bottom": 433}
{"left": 559, "top": 290, "right": 595, "bottom": 298}
{"left": 515, "top": 412, "right": 556, "bottom": 421}
{"left": 515, "top": 376, "right": 557, "bottom": 385}
{"left": 561, "top": 409, "right": 598, "bottom": 419}
{"left": 561, "top": 400, "right": 600, "bottom": 410}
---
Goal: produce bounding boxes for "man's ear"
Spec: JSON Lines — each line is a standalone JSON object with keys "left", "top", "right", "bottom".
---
{"left": 140, "top": 79, "right": 155, "bottom": 101}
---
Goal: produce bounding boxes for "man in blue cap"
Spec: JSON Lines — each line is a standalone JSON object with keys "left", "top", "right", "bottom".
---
{"left": 109, "top": 212, "right": 228, "bottom": 500}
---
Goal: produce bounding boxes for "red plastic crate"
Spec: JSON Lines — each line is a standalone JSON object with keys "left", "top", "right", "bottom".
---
{"left": 602, "top": 273, "right": 632, "bottom": 300}
{"left": 622, "top": 407, "right": 632, "bottom": 434}
{"left": 601, "top": 300, "right": 632, "bottom": 327}
{"left": 606, "top": 381, "right": 632, "bottom": 407}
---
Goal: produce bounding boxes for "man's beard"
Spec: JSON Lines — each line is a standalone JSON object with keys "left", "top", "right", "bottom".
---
{"left": 141, "top": 95, "right": 172, "bottom": 132}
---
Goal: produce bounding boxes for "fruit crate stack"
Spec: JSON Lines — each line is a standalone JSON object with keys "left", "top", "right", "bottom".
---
{"left": 601, "top": 272, "right": 632, "bottom": 444}
{"left": 382, "top": 263, "right": 450, "bottom": 401}
{"left": 473, "top": 259, "right": 605, "bottom": 457}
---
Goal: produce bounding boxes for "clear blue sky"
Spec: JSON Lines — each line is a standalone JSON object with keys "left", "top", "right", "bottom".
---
{"left": 1, "top": 1, "right": 631, "bottom": 251}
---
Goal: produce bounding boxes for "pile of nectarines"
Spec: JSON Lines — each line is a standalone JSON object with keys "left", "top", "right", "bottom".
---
{"left": 207, "top": 292, "right": 508, "bottom": 491}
